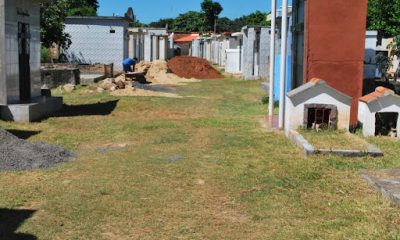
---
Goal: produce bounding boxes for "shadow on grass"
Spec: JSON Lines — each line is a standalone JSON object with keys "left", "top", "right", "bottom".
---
{"left": 5, "top": 130, "right": 41, "bottom": 140}
{"left": 0, "top": 209, "right": 37, "bottom": 240}
{"left": 52, "top": 100, "right": 119, "bottom": 117}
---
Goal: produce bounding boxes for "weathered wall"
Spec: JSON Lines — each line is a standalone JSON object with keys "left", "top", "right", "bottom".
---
{"left": 0, "top": 0, "right": 6, "bottom": 105}
{"left": 259, "top": 28, "right": 270, "bottom": 79}
{"left": 242, "top": 27, "right": 256, "bottom": 80}
{"left": 304, "top": 0, "right": 368, "bottom": 125}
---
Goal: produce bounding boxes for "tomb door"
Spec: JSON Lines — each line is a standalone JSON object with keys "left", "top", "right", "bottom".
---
{"left": 18, "top": 22, "right": 31, "bottom": 102}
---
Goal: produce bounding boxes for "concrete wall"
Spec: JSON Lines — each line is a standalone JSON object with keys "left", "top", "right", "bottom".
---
{"left": 285, "top": 85, "right": 351, "bottom": 134}
{"left": 0, "top": 0, "right": 6, "bottom": 105}
{"left": 358, "top": 96, "right": 400, "bottom": 138}
{"left": 304, "top": 0, "right": 368, "bottom": 125}
{"left": 364, "top": 31, "right": 377, "bottom": 80}
{"left": 259, "top": 28, "right": 270, "bottom": 79}
{"left": 242, "top": 26, "right": 269, "bottom": 80}
{"left": 131, "top": 28, "right": 168, "bottom": 61}
{"left": 64, "top": 18, "right": 129, "bottom": 71}
{"left": 225, "top": 49, "right": 242, "bottom": 74}
{"left": 242, "top": 27, "right": 256, "bottom": 80}
{"left": 191, "top": 39, "right": 201, "bottom": 57}
{"left": 2, "top": 0, "right": 42, "bottom": 104}
{"left": 159, "top": 37, "right": 167, "bottom": 60}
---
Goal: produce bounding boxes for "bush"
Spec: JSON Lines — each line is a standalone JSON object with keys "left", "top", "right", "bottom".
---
{"left": 41, "top": 47, "right": 52, "bottom": 63}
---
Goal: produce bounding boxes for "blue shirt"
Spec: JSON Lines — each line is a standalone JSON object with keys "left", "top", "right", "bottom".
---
{"left": 123, "top": 58, "right": 136, "bottom": 66}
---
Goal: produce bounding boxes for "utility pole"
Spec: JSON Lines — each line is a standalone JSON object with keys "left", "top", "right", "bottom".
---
{"left": 278, "top": 0, "right": 288, "bottom": 129}
{"left": 268, "top": 0, "right": 277, "bottom": 117}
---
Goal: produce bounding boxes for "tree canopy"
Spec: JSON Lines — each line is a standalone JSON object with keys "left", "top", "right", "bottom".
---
{"left": 148, "top": 2, "right": 269, "bottom": 34}
{"left": 367, "top": 0, "right": 400, "bottom": 38}
{"left": 201, "top": 0, "right": 223, "bottom": 32}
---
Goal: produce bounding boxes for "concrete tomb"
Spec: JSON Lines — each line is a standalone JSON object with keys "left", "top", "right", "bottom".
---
{"left": 242, "top": 26, "right": 270, "bottom": 80}
{"left": 0, "top": 0, "right": 63, "bottom": 122}
{"left": 285, "top": 78, "right": 352, "bottom": 134}
{"left": 129, "top": 27, "right": 168, "bottom": 62}
{"left": 358, "top": 87, "right": 400, "bottom": 139}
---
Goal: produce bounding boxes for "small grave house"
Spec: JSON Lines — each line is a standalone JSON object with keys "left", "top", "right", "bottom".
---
{"left": 285, "top": 79, "right": 352, "bottom": 134}
{"left": 358, "top": 87, "right": 400, "bottom": 138}
{"left": 0, "top": 0, "right": 63, "bottom": 122}
{"left": 173, "top": 33, "right": 199, "bottom": 56}
{"left": 288, "top": 0, "right": 368, "bottom": 126}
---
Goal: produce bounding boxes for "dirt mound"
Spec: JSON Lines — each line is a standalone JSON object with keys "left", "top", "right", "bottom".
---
{"left": 0, "top": 129, "right": 73, "bottom": 171}
{"left": 168, "top": 56, "right": 223, "bottom": 79}
{"left": 136, "top": 60, "right": 200, "bottom": 85}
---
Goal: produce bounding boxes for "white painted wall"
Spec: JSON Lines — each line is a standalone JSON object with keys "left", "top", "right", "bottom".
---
{"left": 225, "top": 49, "right": 242, "bottom": 74}
{"left": 64, "top": 17, "right": 129, "bottom": 71}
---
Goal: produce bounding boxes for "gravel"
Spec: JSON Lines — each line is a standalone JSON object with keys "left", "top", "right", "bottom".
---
{"left": 0, "top": 129, "right": 74, "bottom": 171}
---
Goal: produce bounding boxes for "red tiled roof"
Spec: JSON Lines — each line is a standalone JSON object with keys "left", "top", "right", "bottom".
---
{"left": 174, "top": 33, "right": 199, "bottom": 42}
{"left": 359, "top": 87, "right": 395, "bottom": 103}
{"left": 310, "top": 78, "right": 324, "bottom": 83}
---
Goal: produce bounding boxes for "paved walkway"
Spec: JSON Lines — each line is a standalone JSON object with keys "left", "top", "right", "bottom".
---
{"left": 361, "top": 169, "right": 400, "bottom": 205}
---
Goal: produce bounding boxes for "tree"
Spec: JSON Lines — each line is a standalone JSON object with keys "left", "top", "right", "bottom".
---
{"left": 201, "top": 0, "right": 223, "bottom": 32}
{"left": 367, "top": 0, "right": 400, "bottom": 38}
{"left": 40, "top": 0, "right": 71, "bottom": 48}
{"left": 149, "top": 18, "right": 175, "bottom": 29}
{"left": 216, "top": 17, "right": 237, "bottom": 33}
{"left": 241, "top": 11, "right": 270, "bottom": 27}
{"left": 174, "top": 11, "right": 207, "bottom": 32}
{"left": 40, "top": 0, "right": 99, "bottom": 48}
{"left": 68, "top": 0, "right": 99, "bottom": 16}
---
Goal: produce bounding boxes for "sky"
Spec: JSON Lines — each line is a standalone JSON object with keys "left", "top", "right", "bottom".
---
{"left": 98, "top": 0, "right": 287, "bottom": 24}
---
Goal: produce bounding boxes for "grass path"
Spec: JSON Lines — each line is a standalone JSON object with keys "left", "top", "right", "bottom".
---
{"left": 1, "top": 78, "right": 400, "bottom": 239}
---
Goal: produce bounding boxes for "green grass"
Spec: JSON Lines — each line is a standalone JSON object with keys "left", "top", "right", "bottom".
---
{"left": 1, "top": 78, "right": 400, "bottom": 239}
{"left": 299, "top": 129, "right": 370, "bottom": 150}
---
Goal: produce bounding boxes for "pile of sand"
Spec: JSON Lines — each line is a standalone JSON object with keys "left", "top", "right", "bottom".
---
{"left": 168, "top": 56, "right": 223, "bottom": 79}
{"left": 0, "top": 129, "right": 73, "bottom": 171}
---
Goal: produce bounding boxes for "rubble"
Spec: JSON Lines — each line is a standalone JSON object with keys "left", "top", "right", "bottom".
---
{"left": 63, "top": 83, "right": 75, "bottom": 93}
{"left": 0, "top": 128, "right": 73, "bottom": 171}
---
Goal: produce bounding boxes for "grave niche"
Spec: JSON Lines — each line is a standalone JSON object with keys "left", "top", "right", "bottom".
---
{"left": 304, "top": 104, "right": 338, "bottom": 130}
{"left": 375, "top": 112, "right": 398, "bottom": 138}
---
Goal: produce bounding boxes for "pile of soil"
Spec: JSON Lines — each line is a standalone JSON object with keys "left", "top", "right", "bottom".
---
{"left": 168, "top": 56, "right": 223, "bottom": 79}
{"left": 136, "top": 60, "right": 200, "bottom": 85}
{"left": 0, "top": 129, "right": 73, "bottom": 171}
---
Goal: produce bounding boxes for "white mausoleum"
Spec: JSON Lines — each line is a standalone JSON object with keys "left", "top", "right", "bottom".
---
{"left": 285, "top": 78, "right": 352, "bottom": 134}
{"left": 358, "top": 87, "right": 400, "bottom": 138}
